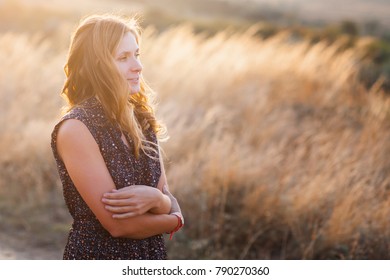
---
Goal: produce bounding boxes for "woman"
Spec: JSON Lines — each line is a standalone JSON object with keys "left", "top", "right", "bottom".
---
{"left": 51, "top": 14, "right": 183, "bottom": 260}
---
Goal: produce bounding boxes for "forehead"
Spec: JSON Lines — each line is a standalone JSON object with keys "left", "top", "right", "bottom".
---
{"left": 116, "top": 32, "right": 138, "bottom": 54}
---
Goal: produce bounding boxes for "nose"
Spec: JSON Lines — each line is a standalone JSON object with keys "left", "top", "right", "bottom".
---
{"left": 130, "top": 58, "right": 142, "bottom": 73}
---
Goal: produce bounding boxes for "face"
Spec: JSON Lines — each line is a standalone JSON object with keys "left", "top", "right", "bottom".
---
{"left": 114, "top": 31, "right": 143, "bottom": 94}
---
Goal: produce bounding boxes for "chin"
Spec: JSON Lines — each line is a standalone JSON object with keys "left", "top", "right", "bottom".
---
{"left": 131, "top": 87, "right": 140, "bottom": 94}
{"left": 128, "top": 85, "right": 140, "bottom": 95}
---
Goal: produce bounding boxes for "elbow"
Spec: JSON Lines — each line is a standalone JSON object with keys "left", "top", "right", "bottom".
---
{"left": 105, "top": 224, "right": 143, "bottom": 239}
{"left": 108, "top": 227, "right": 123, "bottom": 238}
{"left": 101, "top": 221, "right": 125, "bottom": 238}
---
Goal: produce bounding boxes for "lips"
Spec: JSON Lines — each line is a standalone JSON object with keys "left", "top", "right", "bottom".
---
{"left": 128, "top": 77, "right": 139, "bottom": 83}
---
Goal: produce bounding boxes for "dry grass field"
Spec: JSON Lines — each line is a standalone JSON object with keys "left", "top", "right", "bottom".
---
{"left": 238, "top": 0, "right": 390, "bottom": 26}
{"left": 0, "top": 0, "right": 390, "bottom": 259}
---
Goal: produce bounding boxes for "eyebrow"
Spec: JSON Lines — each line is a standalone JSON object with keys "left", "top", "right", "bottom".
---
{"left": 117, "top": 49, "right": 139, "bottom": 57}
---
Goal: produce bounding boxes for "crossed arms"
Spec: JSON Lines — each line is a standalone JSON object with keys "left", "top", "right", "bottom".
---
{"left": 56, "top": 119, "right": 182, "bottom": 239}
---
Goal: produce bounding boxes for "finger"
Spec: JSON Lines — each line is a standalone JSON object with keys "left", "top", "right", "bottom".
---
{"left": 113, "top": 185, "right": 136, "bottom": 192}
{"left": 102, "top": 197, "right": 134, "bottom": 206}
{"left": 103, "top": 191, "right": 133, "bottom": 199}
{"left": 104, "top": 205, "right": 134, "bottom": 213}
{"left": 109, "top": 205, "right": 148, "bottom": 217}
{"left": 112, "top": 212, "right": 138, "bottom": 219}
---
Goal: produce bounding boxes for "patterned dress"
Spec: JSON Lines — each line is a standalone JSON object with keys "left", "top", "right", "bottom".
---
{"left": 51, "top": 97, "right": 167, "bottom": 259}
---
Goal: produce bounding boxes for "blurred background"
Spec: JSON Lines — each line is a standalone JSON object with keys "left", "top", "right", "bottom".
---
{"left": 0, "top": 0, "right": 390, "bottom": 259}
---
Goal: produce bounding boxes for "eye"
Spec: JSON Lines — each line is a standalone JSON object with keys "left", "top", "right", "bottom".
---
{"left": 118, "top": 56, "right": 127, "bottom": 62}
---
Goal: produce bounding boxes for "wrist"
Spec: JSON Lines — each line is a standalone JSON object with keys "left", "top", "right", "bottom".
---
{"left": 171, "top": 212, "right": 184, "bottom": 226}
{"left": 167, "top": 212, "right": 184, "bottom": 240}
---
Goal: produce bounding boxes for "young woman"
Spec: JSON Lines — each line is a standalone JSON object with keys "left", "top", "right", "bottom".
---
{"left": 51, "top": 14, "right": 183, "bottom": 260}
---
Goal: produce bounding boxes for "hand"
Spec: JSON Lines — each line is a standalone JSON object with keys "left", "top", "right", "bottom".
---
{"left": 102, "top": 185, "right": 162, "bottom": 219}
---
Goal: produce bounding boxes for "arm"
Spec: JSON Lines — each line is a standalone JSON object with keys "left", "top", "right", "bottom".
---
{"left": 157, "top": 147, "right": 183, "bottom": 216}
{"left": 157, "top": 152, "right": 184, "bottom": 237}
{"left": 102, "top": 184, "right": 172, "bottom": 218}
{"left": 102, "top": 144, "right": 182, "bottom": 217}
{"left": 56, "top": 119, "right": 177, "bottom": 238}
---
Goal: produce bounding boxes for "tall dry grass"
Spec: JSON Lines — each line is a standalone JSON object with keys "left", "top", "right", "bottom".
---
{"left": 1, "top": 23, "right": 389, "bottom": 259}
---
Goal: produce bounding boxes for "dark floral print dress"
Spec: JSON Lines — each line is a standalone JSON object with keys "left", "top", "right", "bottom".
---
{"left": 51, "top": 97, "right": 167, "bottom": 259}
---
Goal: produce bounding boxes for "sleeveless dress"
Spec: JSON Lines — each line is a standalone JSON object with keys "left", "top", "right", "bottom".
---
{"left": 51, "top": 97, "right": 167, "bottom": 259}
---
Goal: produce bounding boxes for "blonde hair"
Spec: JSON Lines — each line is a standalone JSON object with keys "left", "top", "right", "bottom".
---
{"left": 62, "top": 14, "right": 166, "bottom": 159}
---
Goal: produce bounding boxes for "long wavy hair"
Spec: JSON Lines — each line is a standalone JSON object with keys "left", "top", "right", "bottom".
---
{"left": 62, "top": 14, "right": 167, "bottom": 159}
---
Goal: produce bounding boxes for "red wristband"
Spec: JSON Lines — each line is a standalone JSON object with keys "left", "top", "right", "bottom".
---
{"left": 169, "top": 212, "right": 184, "bottom": 240}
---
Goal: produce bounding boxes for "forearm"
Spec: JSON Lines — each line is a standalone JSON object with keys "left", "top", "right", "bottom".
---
{"left": 111, "top": 213, "right": 177, "bottom": 239}
{"left": 157, "top": 151, "right": 182, "bottom": 215}
{"left": 102, "top": 185, "right": 172, "bottom": 218}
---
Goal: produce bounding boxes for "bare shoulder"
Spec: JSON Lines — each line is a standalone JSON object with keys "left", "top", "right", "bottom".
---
{"left": 57, "top": 118, "right": 89, "bottom": 137}
{"left": 56, "top": 118, "right": 98, "bottom": 157}
{"left": 57, "top": 118, "right": 95, "bottom": 143}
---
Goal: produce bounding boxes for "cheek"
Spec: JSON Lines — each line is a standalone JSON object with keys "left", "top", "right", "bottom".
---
{"left": 118, "top": 64, "right": 128, "bottom": 76}
{"left": 114, "top": 61, "right": 127, "bottom": 77}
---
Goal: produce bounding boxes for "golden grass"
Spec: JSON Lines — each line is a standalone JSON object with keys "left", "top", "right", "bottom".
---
{"left": 1, "top": 22, "right": 389, "bottom": 259}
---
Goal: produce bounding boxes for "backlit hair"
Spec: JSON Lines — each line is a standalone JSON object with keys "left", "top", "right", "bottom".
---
{"left": 62, "top": 14, "right": 167, "bottom": 159}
